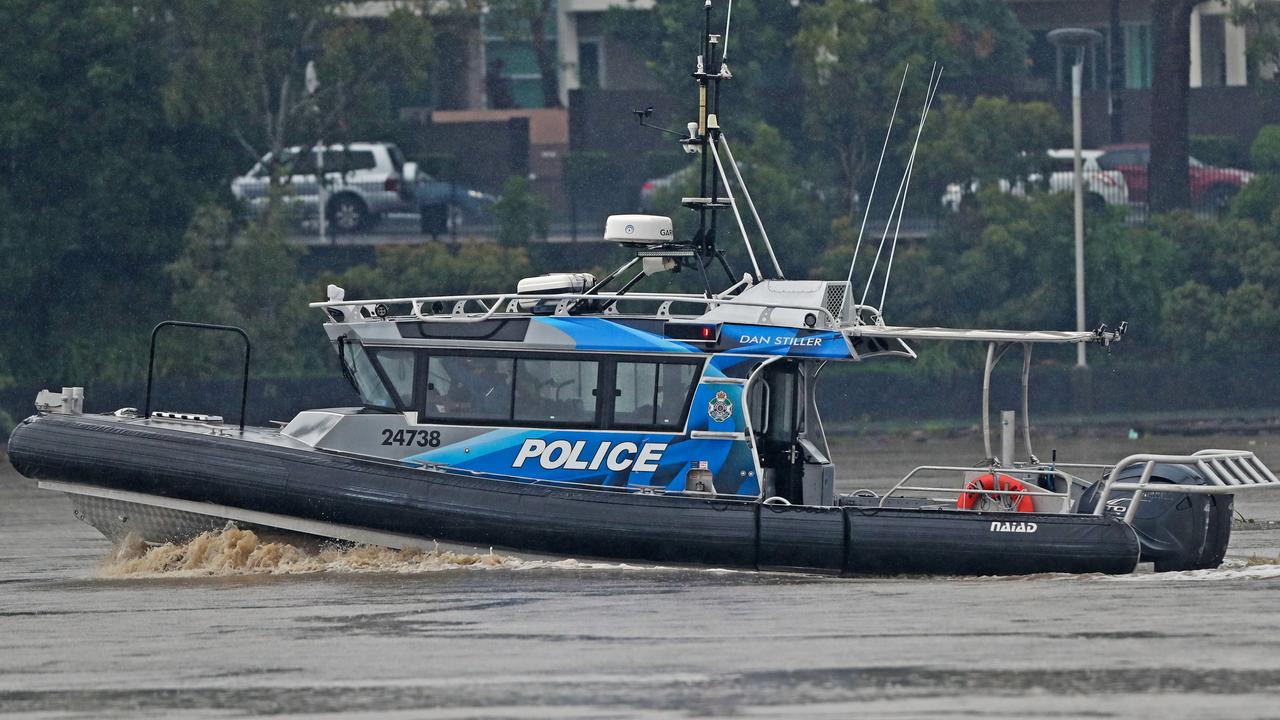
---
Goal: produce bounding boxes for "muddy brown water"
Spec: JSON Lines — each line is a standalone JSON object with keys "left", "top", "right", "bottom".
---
{"left": 2, "top": 429, "right": 1280, "bottom": 719}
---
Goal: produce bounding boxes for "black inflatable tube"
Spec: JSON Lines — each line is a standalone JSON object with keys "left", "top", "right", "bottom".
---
{"left": 8, "top": 414, "right": 1140, "bottom": 576}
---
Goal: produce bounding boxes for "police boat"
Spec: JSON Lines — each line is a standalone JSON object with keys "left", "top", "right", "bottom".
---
{"left": 9, "top": 2, "right": 1280, "bottom": 576}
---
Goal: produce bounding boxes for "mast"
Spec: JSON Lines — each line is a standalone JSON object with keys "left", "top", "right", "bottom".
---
{"left": 684, "top": 0, "right": 735, "bottom": 295}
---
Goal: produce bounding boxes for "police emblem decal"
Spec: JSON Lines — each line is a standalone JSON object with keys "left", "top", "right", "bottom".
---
{"left": 707, "top": 390, "right": 734, "bottom": 422}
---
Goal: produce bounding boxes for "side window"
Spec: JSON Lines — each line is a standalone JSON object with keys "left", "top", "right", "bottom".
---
{"left": 613, "top": 361, "right": 697, "bottom": 429}
{"left": 283, "top": 149, "right": 317, "bottom": 176}
{"left": 331, "top": 150, "right": 377, "bottom": 173}
{"left": 655, "top": 364, "right": 697, "bottom": 428}
{"left": 371, "top": 349, "right": 415, "bottom": 408}
{"left": 514, "top": 358, "right": 598, "bottom": 424}
{"left": 341, "top": 342, "right": 395, "bottom": 410}
{"left": 615, "top": 362, "right": 657, "bottom": 426}
{"left": 423, "top": 355, "right": 514, "bottom": 422}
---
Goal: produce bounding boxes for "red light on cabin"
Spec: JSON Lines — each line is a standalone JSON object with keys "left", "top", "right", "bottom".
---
{"left": 701, "top": 327, "right": 711, "bottom": 339}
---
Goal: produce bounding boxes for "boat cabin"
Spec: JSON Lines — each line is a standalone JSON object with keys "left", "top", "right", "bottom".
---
{"left": 292, "top": 218, "right": 916, "bottom": 507}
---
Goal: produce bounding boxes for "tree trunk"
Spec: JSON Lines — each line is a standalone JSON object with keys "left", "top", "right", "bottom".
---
{"left": 529, "top": 0, "right": 561, "bottom": 108}
{"left": 1148, "top": 0, "right": 1197, "bottom": 213}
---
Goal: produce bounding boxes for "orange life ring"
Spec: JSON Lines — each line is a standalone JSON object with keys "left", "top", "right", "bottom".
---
{"left": 956, "top": 473, "right": 1034, "bottom": 512}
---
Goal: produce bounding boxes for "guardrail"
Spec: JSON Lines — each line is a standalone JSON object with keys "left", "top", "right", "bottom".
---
{"left": 1092, "top": 449, "right": 1280, "bottom": 523}
{"left": 877, "top": 465, "right": 1089, "bottom": 514}
{"left": 311, "top": 289, "right": 864, "bottom": 330}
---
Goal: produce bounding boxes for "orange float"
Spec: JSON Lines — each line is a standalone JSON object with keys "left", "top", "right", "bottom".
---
{"left": 956, "top": 473, "right": 1034, "bottom": 512}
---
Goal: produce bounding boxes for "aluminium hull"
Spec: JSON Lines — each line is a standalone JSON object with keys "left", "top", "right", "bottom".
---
{"left": 8, "top": 413, "right": 1141, "bottom": 576}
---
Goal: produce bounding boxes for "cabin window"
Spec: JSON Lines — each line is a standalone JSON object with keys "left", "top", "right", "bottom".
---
{"left": 514, "top": 358, "right": 598, "bottom": 424}
{"left": 613, "top": 361, "right": 698, "bottom": 430}
{"left": 341, "top": 342, "right": 396, "bottom": 410}
{"left": 423, "top": 355, "right": 515, "bottom": 422}
{"left": 370, "top": 349, "right": 416, "bottom": 407}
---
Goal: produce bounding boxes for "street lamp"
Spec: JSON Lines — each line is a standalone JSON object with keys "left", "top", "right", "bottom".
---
{"left": 1049, "top": 27, "right": 1103, "bottom": 368}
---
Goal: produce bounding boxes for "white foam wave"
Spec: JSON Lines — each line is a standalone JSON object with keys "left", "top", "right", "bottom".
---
{"left": 99, "top": 527, "right": 542, "bottom": 578}
{"left": 95, "top": 527, "right": 711, "bottom": 578}
{"left": 1100, "top": 556, "right": 1280, "bottom": 582}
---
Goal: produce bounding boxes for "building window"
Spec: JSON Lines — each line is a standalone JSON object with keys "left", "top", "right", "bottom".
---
{"left": 1125, "top": 24, "right": 1153, "bottom": 89}
{"left": 578, "top": 40, "right": 601, "bottom": 89}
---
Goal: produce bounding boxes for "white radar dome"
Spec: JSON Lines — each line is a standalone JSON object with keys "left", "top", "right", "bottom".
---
{"left": 604, "top": 215, "right": 675, "bottom": 245}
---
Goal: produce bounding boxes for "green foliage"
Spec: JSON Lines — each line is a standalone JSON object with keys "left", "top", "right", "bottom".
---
{"left": 795, "top": 0, "right": 950, "bottom": 215}
{"left": 336, "top": 243, "right": 533, "bottom": 301}
{"left": 605, "top": 0, "right": 805, "bottom": 129}
{"left": 0, "top": 0, "right": 232, "bottom": 391}
{"left": 1231, "top": 174, "right": 1280, "bottom": 224}
{"left": 494, "top": 176, "right": 549, "bottom": 247}
{"left": 165, "top": 205, "right": 321, "bottom": 378}
{"left": 1190, "top": 135, "right": 1248, "bottom": 170}
{"left": 1250, "top": 125, "right": 1280, "bottom": 172}
{"left": 156, "top": 0, "right": 434, "bottom": 168}
{"left": 1232, "top": 125, "right": 1280, "bottom": 223}
{"left": 918, "top": 96, "right": 1068, "bottom": 201}
{"left": 935, "top": 0, "right": 1032, "bottom": 81}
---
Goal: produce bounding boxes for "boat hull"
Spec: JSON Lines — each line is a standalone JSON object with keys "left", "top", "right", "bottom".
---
{"left": 8, "top": 413, "right": 1141, "bottom": 576}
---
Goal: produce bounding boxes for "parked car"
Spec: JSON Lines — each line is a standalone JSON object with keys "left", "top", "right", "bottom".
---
{"left": 403, "top": 163, "right": 497, "bottom": 237}
{"left": 941, "top": 149, "right": 1128, "bottom": 211}
{"left": 1097, "top": 143, "right": 1254, "bottom": 211}
{"left": 231, "top": 142, "right": 414, "bottom": 232}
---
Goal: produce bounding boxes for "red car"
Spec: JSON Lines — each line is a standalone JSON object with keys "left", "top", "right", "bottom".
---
{"left": 1098, "top": 143, "right": 1254, "bottom": 210}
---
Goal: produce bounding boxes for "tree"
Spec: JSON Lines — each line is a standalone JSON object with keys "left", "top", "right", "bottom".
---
{"left": 917, "top": 96, "right": 1068, "bottom": 203}
{"left": 794, "top": 0, "right": 952, "bottom": 217}
{"left": 155, "top": 1, "right": 434, "bottom": 183}
{"left": 493, "top": 176, "right": 549, "bottom": 246}
{"left": 1148, "top": 0, "right": 1198, "bottom": 213}
{"left": 0, "top": 0, "right": 229, "bottom": 397}
{"left": 935, "top": 0, "right": 1033, "bottom": 91}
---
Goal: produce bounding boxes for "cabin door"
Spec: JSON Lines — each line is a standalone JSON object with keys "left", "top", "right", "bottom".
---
{"left": 753, "top": 360, "right": 804, "bottom": 504}
{"left": 751, "top": 360, "right": 836, "bottom": 506}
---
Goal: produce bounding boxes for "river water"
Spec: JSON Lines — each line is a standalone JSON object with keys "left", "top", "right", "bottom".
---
{"left": 2, "top": 430, "right": 1280, "bottom": 719}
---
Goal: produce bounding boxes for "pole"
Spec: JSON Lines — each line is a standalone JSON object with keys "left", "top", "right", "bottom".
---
{"left": 1072, "top": 56, "right": 1087, "bottom": 368}
{"left": 317, "top": 142, "right": 328, "bottom": 244}
{"left": 1109, "top": 0, "right": 1124, "bottom": 142}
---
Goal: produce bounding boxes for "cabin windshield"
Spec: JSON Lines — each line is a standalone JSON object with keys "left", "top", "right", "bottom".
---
{"left": 340, "top": 341, "right": 397, "bottom": 410}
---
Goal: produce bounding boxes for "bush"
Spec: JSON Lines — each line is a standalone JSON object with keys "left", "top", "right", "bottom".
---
{"left": 1250, "top": 124, "right": 1280, "bottom": 172}
{"left": 1191, "top": 135, "right": 1248, "bottom": 169}
{"left": 493, "top": 176, "right": 549, "bottom": 247}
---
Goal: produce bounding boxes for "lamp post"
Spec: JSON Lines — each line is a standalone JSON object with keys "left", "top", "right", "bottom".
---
{"left": 1049, "top": 27, "right": 1103, "bottom": 368}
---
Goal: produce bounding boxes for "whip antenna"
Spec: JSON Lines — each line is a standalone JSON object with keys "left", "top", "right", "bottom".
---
{"left": 722, "top": 0, "right": 734, "bottom": 63}
{"left": 861, "top": 63, "right": 942, "bottom": 307}
{"left": 847, "top": 65, "right": 910, "bottom": 287}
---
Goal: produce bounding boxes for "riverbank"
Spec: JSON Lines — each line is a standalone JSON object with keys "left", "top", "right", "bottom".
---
{"left": 826, "top": 406, "right": 1280, "bottom": 440}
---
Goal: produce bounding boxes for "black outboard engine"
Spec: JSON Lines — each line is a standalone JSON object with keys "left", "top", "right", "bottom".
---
{"left": 1078, "top": 463, "right": 1233, "bottom": 572}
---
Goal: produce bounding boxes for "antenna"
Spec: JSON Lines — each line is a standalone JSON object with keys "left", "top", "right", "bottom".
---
{"left": 847, "top": 66, "right": 909, "bottom": 287}
{"left": 632, "top": 106, "right": 685, "bottom": 137}
{"left": 722, "top": 0, "right": 734, "bottom": 63}
{"left": 879, "top": 69, "right": 942, "bottom": 309}
{"left": 861, "top": 64, "right": 943, "bottom": 308}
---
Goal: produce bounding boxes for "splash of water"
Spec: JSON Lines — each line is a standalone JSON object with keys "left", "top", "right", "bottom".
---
{"left": 99, "top": 526, "right": 523, "bottom": 578}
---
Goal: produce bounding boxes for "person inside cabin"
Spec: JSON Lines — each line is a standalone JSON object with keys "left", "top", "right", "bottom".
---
{"left": 444, "top": 356, "right": 512, "bottom": 419}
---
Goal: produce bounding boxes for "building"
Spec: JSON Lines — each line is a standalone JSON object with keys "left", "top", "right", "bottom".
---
{"left": 1009, "top": 0, "right": 1276, "bottom": 147}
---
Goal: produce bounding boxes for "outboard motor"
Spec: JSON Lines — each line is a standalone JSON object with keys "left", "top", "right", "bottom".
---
{"left": 1078, "top": 463, "right": 1233, "bottom": 572}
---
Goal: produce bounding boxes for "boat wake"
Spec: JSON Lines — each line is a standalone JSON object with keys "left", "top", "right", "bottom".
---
{"left": 1098, "top": 555, "right": 1280, "bottom": 583}
{"left": 95, "top": 526, "right": 694, "bottom": 578}
{"left": 98, "top": 526, "right": 534, "bottom": 578}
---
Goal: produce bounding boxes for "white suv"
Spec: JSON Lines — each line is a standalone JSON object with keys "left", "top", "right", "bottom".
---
{"left": 231, "top": 142, "right": 413, "bottom": 232}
